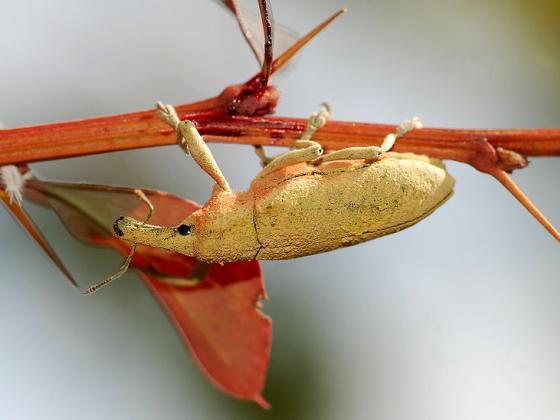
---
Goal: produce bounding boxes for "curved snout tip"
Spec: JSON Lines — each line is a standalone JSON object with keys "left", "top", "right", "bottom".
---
{"left": 112, "top": 216, "right": 182, "bottom": 252}
{"left": 113, "top": 216, "right": 126, "bottom": 237}
{"left": 113, "top": 216, "right": 148, "bottom": 240}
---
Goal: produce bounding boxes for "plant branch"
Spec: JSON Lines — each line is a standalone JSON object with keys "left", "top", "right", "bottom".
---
{"left": 1, "top": 110, "right": 558, "bottom": 166}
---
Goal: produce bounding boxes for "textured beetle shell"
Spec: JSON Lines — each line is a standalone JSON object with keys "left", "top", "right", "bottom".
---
{"left": 188, "top": 153, "right": 455, "bottom": 263}
{"left": 190, "top": 190, "right": 260, "bottom": 263}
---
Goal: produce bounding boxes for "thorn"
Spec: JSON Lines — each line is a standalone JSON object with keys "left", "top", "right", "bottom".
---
{"left": 270, "top": 8, "right": 347, "bottom": 75}
{"left": 491, "top": 169, "right": 560, "bottom": 241}
{"left": 254, "top": 394, "right": 271, "bottom": 410}
{"left": 0, "top": 187, "right": 79, "bottom": 287}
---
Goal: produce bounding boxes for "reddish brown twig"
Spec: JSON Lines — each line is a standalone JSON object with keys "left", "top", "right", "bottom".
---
{"left": 2, "top": 113, "right": 559, "bottom": 166}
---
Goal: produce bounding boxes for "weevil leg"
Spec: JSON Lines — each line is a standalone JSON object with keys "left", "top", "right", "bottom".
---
{"left": 256, "top": 140, "right": 323, "bottom": 178}
{"left": 380, "top": 116, "right": 423, "bottom": 153}
{"left": 313, "top": 116, "right": 423, "bottom": 165}
{"left": 255, "top": 103, "right": 331, "bottom": 178}
{"left": 156, "top": 102, "right": 231, "bottom": 192}
{"left": 312, "top": 146, "right": 383, "bottom": 165}
{"left": 254, "top": 140, "right": 319, "bottom": 169}
{"left": 299, "top": 102, "right": 331, "bottom": 141}
{"left": 155, "top": 262, "right": 210, "bottom": 287}
{"left": 254, "top": 145, "right": 274, "bottom": 168}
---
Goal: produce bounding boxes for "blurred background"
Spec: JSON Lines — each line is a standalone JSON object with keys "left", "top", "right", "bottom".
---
{"left": 0, "top": 0, "right": 559, "bottom": 419}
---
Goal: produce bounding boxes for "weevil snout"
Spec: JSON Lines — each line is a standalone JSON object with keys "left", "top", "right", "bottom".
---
{"left": 113, "top": 216, "right": 195, "bottom": 256}
{"left": 114, "top": 216, "right": 146, "bottom": 238}
{"left": 113, "top": 216, "right": 125, "bottom": 237}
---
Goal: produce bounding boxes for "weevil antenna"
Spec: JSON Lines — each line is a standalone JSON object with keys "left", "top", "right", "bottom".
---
{"left": 490, "top": 169, "right": 560, "bottom": 242}
{"left": 269, "top": 8, "right": 347, "bottom": 76}
{"left": 81, "top": 189, "right": 154, "bottom": 295}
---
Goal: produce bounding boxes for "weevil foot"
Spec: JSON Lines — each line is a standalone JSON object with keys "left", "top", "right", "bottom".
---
{"left": 254, "top": 103, "right": 331, "bottom": 178}
{"left": 380, "top": 116, "right": 423, "bottom": 154}
{"left": 156, "top": 101, "right": 231, "bottom": 192}
{"left": 312, "top": 116, "right": 423, "bottom": 165}
{"left": 299, "top": 102, "right": 331, "bottom": 141}
{"left": 254, "top": 145, "right": 274, "bottom": 168}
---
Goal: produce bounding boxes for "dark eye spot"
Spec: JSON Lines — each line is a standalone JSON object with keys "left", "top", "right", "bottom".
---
{"left": 177, "top": 224, "right": 191, "bottom": 236}
{"left": 113, "top": 217, "right": 124, "bottom": 237}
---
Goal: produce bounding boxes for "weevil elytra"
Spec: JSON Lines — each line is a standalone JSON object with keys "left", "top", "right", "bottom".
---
{"left": 114, "top": 103, "right": 455, "bottom": 264}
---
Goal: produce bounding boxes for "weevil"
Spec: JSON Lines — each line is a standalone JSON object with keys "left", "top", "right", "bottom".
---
{"left": 113, "top": 102, "right": 455, "bottom": 264}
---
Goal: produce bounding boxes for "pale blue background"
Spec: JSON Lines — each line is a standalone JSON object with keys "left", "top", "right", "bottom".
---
{"left": 0, "top": 1, "right": 559, "bottom": 419}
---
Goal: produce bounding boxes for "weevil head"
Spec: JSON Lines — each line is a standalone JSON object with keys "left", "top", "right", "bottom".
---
{"left": 113, "top": 214, "right": 197, "bottom": 257}
{"left": 113, "top": 192, "right": 261, "bottom": 263}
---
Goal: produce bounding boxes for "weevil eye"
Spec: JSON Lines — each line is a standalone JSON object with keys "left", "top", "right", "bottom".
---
{"left": 177, "top": 224, "right": 192, "bottom": 236}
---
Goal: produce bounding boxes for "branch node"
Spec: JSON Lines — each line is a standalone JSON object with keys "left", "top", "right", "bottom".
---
{"left": 496, "top": 147, "right": 529, "bottom": 172}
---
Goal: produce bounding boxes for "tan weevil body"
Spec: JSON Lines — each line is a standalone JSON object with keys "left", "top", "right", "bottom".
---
{"left": 114, "top": 103, "right": 455, "bottom": 264}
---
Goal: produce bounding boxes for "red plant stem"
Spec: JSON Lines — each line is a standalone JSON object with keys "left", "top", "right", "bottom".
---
{"left": 0, "top": 105, "right": 559, "bottom": 169}
{"left": 198, "top": 117, "right": 560, "bottom": 163}
{"left": 0, "top": 98, "right": 219, "bottom": 166}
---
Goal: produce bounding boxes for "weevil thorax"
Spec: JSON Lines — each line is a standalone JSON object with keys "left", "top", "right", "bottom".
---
{"left": 185, "top": 188, "right": 261, "bottom": 263}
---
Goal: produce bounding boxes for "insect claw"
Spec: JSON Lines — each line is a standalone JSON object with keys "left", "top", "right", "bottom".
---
{"left": 381, "top": 116, "right": 424, "bottom": 153}
{"left": 300, "top": 103, "right": 331, "bottom": 141}
{"left": 156, "top": 101, "right": 181, "bottom": 128}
